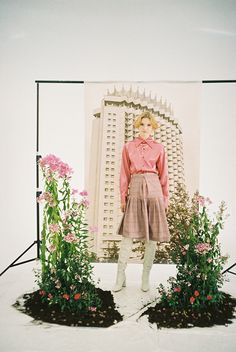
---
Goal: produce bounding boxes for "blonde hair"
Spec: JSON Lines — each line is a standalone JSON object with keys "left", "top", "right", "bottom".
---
{"left": 134, "top": 111, "right": 159, "bottom": 130}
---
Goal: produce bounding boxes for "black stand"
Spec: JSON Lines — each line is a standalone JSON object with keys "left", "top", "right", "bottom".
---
{"left": 0, "top": 84, "right": 42, "bottom": 277}
{"left": 222, "top": 263, "right": 236, "bottom": 276}
{"left": 0, "top": 80, "right": 84, "bottom": 277}
{"left": 0, "top": 79, "right": 235, "bottom": 277}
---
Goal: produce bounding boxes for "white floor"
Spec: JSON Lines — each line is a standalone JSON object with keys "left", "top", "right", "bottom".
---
{"left": 0, "top": 262, "right": 236, "bottom": 352}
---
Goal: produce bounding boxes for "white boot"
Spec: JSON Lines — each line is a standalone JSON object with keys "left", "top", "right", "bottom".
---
{"left": 113, "top": 237, "right": 133, "bottom": 292}
{"left": 141, "top": 240, "right": 157, "bottom": 292}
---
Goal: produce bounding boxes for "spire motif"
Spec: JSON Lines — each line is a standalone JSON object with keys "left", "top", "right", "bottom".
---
{"left": 106, "top": 86, "right": 176, "bottom": 121}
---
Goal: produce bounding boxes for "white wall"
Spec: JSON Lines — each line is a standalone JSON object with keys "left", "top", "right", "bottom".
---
{"left": 0, "top": 0, "right": 236, "bottom": 273}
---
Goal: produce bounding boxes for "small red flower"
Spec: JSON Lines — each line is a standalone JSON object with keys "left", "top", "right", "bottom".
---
{"left": 174, "top": 287, "right": 181, "bottom": 292}
{"left": 190, "top": 296, "right": 195, "bottom": 304}
{"left": 48, "top": 293, "right": 53, "bottom": 299}
{"left": 194, "top": 290, "right": 200, "bottom": 297}
{"left": 207, "top": 295, "right": 213, "bottom": 300}
{"left": 62, "top": 293, "right": 70, "bottom": 300}
{"left": 39, "top": 290, "right": 46, "bottom": 296}
{"left": 74, "top": 293, "right": 81, "bottom": 300}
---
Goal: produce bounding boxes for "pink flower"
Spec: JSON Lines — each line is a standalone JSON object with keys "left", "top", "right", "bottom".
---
{"left": 81, "top": 198, "right": 90, "bottom": 207}
{"left": 197, "top": 195, "right": 205, "bottom": 206}
{"left": 36, "top": 194, "right": 44, "bottom": 203}
{"left": 39, "top": 154, "right": 61, "bottom": 170}
{"left": 72, "top": 188, "right": 78, "bottom": 195}
{"left": 190, "top": 296, "right": 195, "bottom": 304}
{"left": 37, "top": 191, "right": 53, "bottom": 203}
{"left": 194, "top": 290, "right": 200, "bottom": 297}
{"left": 88, "top": 306, "right": 97, "bottom": 312}
{"left": 58, "top": 162, "right": 73, "bottom": 178}
{"left": 207, "top": 295, "right": 213, "bottom": 300}
{"left": 48, "top": 293, "right": 53, "bottom": 300}
{"left": 49, "top": 223, "right": 60, "bottom": 233}
{"left": 39, "top": 154, "right": 73, "bottom": 178}
{"left": 63, "top": 233, "right": 78, "bottom": 243}
{"left": 195, "top": 194, "right": 212, "bottom": 207}
{"left": 195, "top": 243, "right": 212, "bottom": 254}
{"left": 37, "top": 191, "right": 56, "bottom": 207}
{"left": 174, "top": 287, "right": 181, "bottom": 292}
{"left": 49, "top": 244, "right": 56, "bottom": 252}
{"left": 43, "top": 192, "right": 54, "bottom": 201}
{"left": 89, "top": 225, "right": 98, "bottom": 234}
{"left": 79, "top": 190, "right": 88, "bottom": 196}
{"left": 47, "top": 177, "right": 53, "bottom": 182}
{"left": 39, "top": 290, "right": 46, "bottom": 296}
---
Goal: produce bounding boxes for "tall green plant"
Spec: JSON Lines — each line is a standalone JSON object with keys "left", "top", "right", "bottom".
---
{"left": 158, "top": 190, "right": 229, "bottom": 308}
{"left": 36, "top": 154, "right": 101, "bottom": 313}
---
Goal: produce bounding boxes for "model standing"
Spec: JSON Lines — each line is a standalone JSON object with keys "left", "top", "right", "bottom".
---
{"left": 113, "top": 111, "right": 170, "bottom": 292}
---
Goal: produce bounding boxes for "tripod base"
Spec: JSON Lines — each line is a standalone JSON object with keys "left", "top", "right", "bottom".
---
{"left": 0, "top": 240, "right": 40, "bottom": 277}
{"left": 222, "top": 262, "right": 236, "bottom": 275}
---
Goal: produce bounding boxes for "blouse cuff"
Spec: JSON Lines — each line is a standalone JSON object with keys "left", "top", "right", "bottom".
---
{"left": 121, "top": 193, "right": 127, "bottom": 205}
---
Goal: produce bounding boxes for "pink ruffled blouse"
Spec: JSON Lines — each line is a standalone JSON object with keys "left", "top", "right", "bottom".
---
{"left": 119, "top": 135, "right": 169, "bottom": 208}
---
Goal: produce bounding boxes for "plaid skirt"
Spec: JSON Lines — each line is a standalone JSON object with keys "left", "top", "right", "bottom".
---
{"left": 116, "top": 173, "right": 170, "bottom": 242}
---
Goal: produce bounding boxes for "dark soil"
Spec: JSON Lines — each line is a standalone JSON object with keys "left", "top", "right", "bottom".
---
{"left": 140, "top": 291, "right": 236, "bottom": 329}
{"left": 13, "top": 288, "right": 236, "bottom": 329}
{"left": 13, "top": 288, "right": 123, "bottom": 328}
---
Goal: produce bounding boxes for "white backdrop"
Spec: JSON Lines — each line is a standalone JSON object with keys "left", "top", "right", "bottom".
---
{"left": 199, "top": 83, "right": 236, "bottom": 260}
{"left": 0, "top": 0, "right": 236, "bottom": 273}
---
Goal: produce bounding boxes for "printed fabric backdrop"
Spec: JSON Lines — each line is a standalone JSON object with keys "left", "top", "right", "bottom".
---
{"left": 84, "top": 82, "right": 202, "bottom": 263}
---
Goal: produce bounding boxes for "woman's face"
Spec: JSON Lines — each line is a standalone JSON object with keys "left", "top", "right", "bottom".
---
{"left": 138, "top": 117, "right": 153, "bottom": 138}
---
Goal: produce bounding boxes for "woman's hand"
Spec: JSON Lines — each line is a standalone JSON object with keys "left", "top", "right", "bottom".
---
{"left": 121, "top": 203, "right": 126, "bottom": 212}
